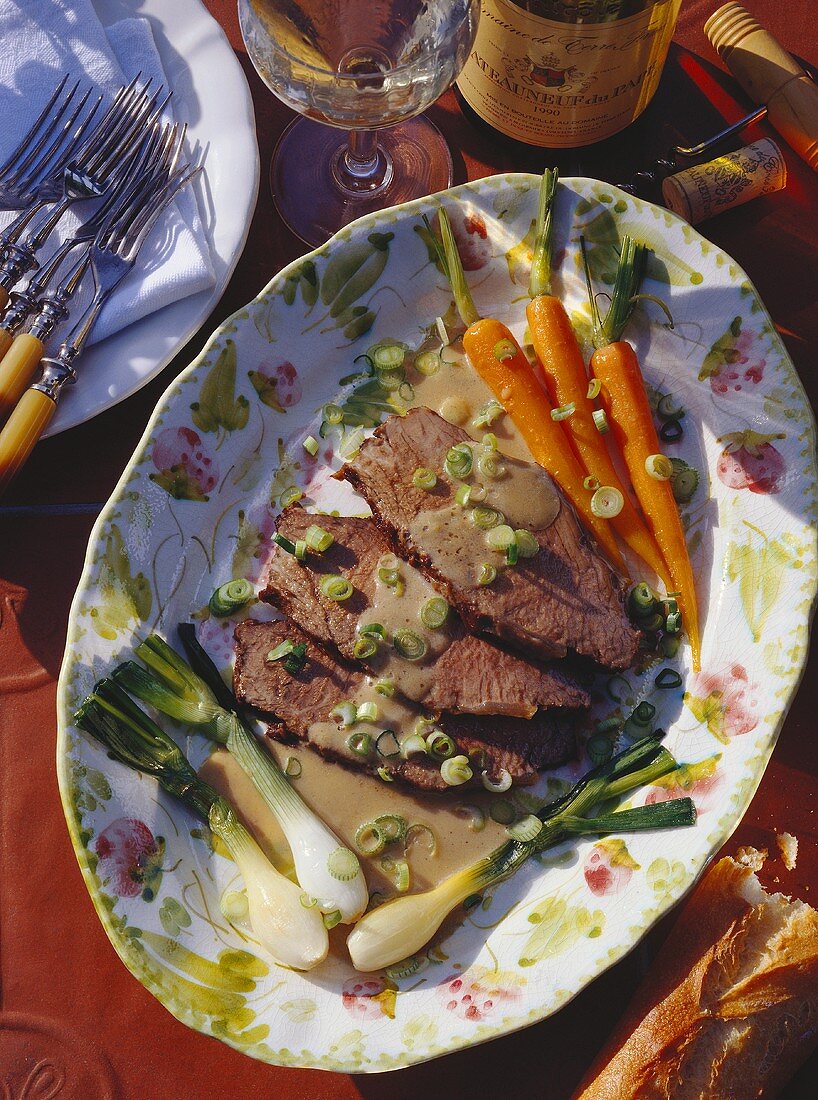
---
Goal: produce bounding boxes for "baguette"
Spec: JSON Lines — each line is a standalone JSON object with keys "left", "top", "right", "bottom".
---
{"left": 573, "top": 849, "right": 818, "bottom": 1099}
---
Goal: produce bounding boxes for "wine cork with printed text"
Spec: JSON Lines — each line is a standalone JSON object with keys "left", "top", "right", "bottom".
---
{"left": 661, "top": 138, "right": 786, "bottom": 224}
{"left": 706, "top": 3, "right": 818, "bottom": 170}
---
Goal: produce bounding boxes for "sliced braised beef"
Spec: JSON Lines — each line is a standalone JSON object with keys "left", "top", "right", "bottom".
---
{"left": 261, "top": 507, "right": 589, "bottom": 718}
{"left": 234, "top": 619, "right": 576, "bottom": 793}
{"left": 340, "top": 407, "right": 639, "bottom": 669}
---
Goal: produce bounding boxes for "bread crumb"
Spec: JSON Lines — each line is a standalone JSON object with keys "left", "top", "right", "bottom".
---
{"left": 777, "top": 832, "right": 798, "bottom": 871}
{"left": 735, "top": 846, "right": 767, "bottom": 871}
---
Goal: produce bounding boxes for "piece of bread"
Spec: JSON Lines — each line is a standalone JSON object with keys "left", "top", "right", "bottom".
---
{"left": 573, "top": 850, "right": 818, "bottom": 1099}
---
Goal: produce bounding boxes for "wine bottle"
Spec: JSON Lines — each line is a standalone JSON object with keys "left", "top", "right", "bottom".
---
{"left": 456, "top": 0, "right": 683, "bottom": 149}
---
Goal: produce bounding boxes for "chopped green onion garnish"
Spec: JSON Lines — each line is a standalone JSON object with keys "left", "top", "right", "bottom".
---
{"left": 657, "top": 394, "right": 684, "bottom": 421}
{"left": 587, "top": 378, "right": 602, "bottom": 400}
{"left": 506, "top": 814, "right": 543, "bottom": 841}
{"left": 353, "top": 637, "right": 378, "bottom": 660}
{"left": 358, "top": 622, "right": 388, "bottom": 640}
{"left": 302, "top": 435, "right": 319, "bottom": 456}
{"left": 393, "top": 629, "right": 427, "bottom": 661}
{"left": 596, "top": 716, "right": 622, "bottom": 735}
{"left": 299, "top": 893, "right": 317, "bottom": 908}
{"left": 489, "top": 799, "right": 516, "bottom": 825}
{"left": 593, "top": 409, "right": 609, "bottom": 434}
{"left": 471, "top": 506, "right": 504, "bottom": 530}
{"left": 455, "top": 804, "right": 486, "bottom": 831}
{"left": 427, "top": 731, "right": 456, "bottom": 760}
{"left": 327, "top": 847, "right": 360, "bottom": 882}
{"left": 583, "top": 475, "right": 600, "bottom": 491}
{"left": 324, "top": 402, "right": 344, "bottom": 425}
{"left": 551, "top": 402, "right": 576, "bottom": 421}
{"left": 347, "top": 731, "right": 374, "bottom": 757}
{"left": 473, "top": 400, "right": 504, "bottom": 429}
{"left": 282, "top": 643, "right": 307, "bottom": 675}
{"left": 372, "top": 343, "right": 406, "bottom": 371}
{"left": 514, "top": 530, "right": 538, "bottom": 558}
{"left": 670, "top": 459, "right": 699, "bottom": 503}
{"left": 304, "top": 525, "right": 334, "bottom": 552}
{"left": 666, "top": 610, "right": 682, "bottom": 633}
{"left": 478, "top": 563, "right": 497, "bottom": 586}
{"left": 401, "top": 734, "right": 428, "bottom": 759}
{"left": 659, "top": 418, "right": 683, "bottom": 443}
{"left": 319, "top": 575, "right": 353, "bottom": 601}
{"left": 267, "top": 639, "right": 296, "bottom": 665}
{"left": 374, "top": 678, "right": 395, "bottom": 697}
{"left": 482, "top": 768, "right": 512, "bottom": 793}
{"left": 356, "top": 701, "right": 379, "bottom": 723}
{"left": 455, "top": 484, "right": 471, "bottom": 506}
{"left": 630, "top": 701, "right": 657, "bottom": 727}
{"left": 415, "top": 349, "right": 442, "bottom": 376}
{"left": 375, "top": 814, "right": 408, "bottom": 844}
{"left": 405, "top": 822, "right": 437, "bottom": 856}
{"left": 279, "top": 485, "right": 303, "bottom": 509}
{"left": 378, "top": 565, "right": 403, "bottom": 592}
{"left": 482, "top": 432, "right": 499, "bottom": 451}
{"left": 331, "top": 701, "right": 358, "bottom": 728}
{"left": 505, "top": 542, "right": 519, "bottom": 566}
{"left": 381, "top": 856, "right": 411, "bottom": 893}
{"left": 628, "top": 582, "right": 658, "bottom": 617}
{"left": 284, "top": 756, "right": 302, "bottom": 777}
{"left": 376, "top": 730, "right": 400, "bottom": 758}
{"left": 486, "top": 524, "right": 516, "bottom": 550}
{"left": 420, "top": 597, "right": 449, "bottom": 630}
{"left": 412, "top": 467, "right": 438, "bottom": 491}
{"left": 273, "top": 533, "right": 297, "bottom": 555}
{"left": 294, "top": 539, "right": 308, "bottom": 561}
{"left": 339, "top": 427, "right": 365, "bottom": 459}
{"left": 493, "top": 338, "right": 517, "bottom": 362}
{"left": 590, "top": 485, "right": 624, "bottom": 518}
{"left": 209, "top": 578, "right": 254, "bottom": 617}
{"left": 645, "top": 453, "right": 673, "bottom": 480}
{"left": 413, "top": 717, "right": 436, "bottom": 739}
{"left": 655, "top": 668, "right": 683, "bottom": 689}
{"left": 221, "top": 889, "right": 249, "bottom": 922}
{"left": 323, "top": 909, "right": 342, "bottom": 929}
{"left": 440, "top": 755, "right": 473, "bottom": 786}
{"left": 477, "top": 450, "right": 505, "bottom": 479}
{"left": 444, "top": 442, "right": 473, "bottom": 480}
{"left": 355, "top": 821, "right": 387, "bottom": 855}
{"left": 377, "top": 766, "right": 394, "bottom": 783}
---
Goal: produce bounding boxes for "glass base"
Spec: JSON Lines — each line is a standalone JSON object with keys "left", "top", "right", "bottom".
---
{"left": 271, "top": 116, "right": 454, "bottom": 247}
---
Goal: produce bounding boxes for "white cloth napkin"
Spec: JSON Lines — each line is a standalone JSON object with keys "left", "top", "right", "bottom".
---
{"left": 0, "top": 0, "right": 215, "bottom": 346}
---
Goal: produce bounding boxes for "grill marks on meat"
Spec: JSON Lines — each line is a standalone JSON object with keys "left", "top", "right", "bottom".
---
{"left": 261, "top": 507, "right": 589, "bottom": 718}
{"left": 234, "top": 620, "right": 576, "bottom": 793}
{"left": 340, "top": 407, "right": 639, "bottom": 669}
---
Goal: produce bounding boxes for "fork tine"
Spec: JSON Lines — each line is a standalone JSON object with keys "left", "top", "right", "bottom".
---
{"left": 13, "top": 87, "right": 100, "bottom": 198}
{"left": 83, "top": 86, "right": 169, "bottom": 182}
{"left": 122, "top": 163, "right": 203, "bottom": 260}
{"left": 0, "top": 74, "right": 71, "bottom": 179}
{"left": 1, "top": 79, "right": 84, "bottom": 190}
{"left": 67, "top": 73, "right": 148, "bottom": 172}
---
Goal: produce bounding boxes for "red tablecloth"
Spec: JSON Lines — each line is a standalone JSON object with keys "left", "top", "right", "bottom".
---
{"left": 1, "top": 2, "right": 816, "bottom": 1096}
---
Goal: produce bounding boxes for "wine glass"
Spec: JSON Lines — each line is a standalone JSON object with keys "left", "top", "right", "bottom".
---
{"left": 238, "top": 0, "right": 479, "bottom": 246}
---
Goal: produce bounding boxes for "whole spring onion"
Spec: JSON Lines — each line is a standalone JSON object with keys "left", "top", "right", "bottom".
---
{"left": 75, "top": 680, "right": 328, "bottom": 970}
{"left": 209, "top": 579, "right": 254, "bottom": 617}
{"left": 112, "top": 628, "right": 368, "bottom": 923}
{"left": 346, "top": 732, "right": 696, "bottom": 971}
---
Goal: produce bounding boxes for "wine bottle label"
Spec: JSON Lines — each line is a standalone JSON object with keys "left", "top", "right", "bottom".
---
{"left": 456, "top": 0, "right": 681, "bottom": 147}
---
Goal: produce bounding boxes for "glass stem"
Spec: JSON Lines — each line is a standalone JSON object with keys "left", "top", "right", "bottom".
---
{"left": 333, "top": 130, "right": 391, "bottom": 195}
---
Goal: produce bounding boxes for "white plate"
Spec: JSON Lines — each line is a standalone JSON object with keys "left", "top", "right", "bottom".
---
{"left": 43, "top": 0, "right": 259, "bottom": 436}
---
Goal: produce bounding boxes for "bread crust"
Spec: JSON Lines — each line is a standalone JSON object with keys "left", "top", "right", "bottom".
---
{"left": 573, "top": 853, "right": 818, "bottom": 1099}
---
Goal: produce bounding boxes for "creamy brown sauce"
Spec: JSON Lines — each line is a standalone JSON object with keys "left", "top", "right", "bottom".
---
{"left": 305, "top": 675, "right": 424, "bottom": 767}
{"left": 199, "top": 745, "right": 507, "bottom": 895}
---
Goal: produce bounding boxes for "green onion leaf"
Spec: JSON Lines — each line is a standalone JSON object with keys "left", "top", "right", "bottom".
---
{"left": 273, "top": 533, "right": 297, "bottom": 555}
{"left": 281, "top": 643, "right": 307, "bottom": 674}
{"left": 267, "top": 640, "right": 294, "bottom": 662}
{"left": 505, "top": 542, "right": 519, "bottom": 566}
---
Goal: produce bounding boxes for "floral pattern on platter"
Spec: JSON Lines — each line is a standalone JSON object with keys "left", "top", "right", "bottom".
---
{"left": 56, "top": 174, "right": 818, "bottom": 1073}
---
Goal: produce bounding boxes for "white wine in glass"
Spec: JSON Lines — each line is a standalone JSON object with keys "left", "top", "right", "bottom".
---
{"left": 238, "top": 0, "right": 479, "bottom": 245}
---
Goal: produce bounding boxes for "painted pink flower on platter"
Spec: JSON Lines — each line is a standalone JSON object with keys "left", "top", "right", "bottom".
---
{"left": 700, "top": 317, "right": 767, "bottom": 394}
{"left": 248, "top": 359, "right": 303, "bottom": 412}
{"left": 438, "top": 967, "right": 524, "bottom": 1022}
{"left": 583, "top": 839, "right": 640, "bottom": 896}
{"left": 716, "top": 430, "right": 786, "bottom": 494}
{"left": 342, "top": 977, "right": 395, "bottom": 1020}
{"left": 94, "top": 818, "right": 165, "bottom": 902}
{"left": 685, "top": 665, "right": 761, "bottom": 744}
{"left": 150, "top": 426, "right": 219, "bottom": 502}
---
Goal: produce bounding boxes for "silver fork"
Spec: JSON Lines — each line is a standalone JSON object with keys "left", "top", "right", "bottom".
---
{"left": 0, "top": 78, "right": 170, "bottom": 296}
{"left": 0, "top": 157, "right": 201, "bottom": 495}
{"left": 0, "top": 75, "right": 101, "bottom": 211}
{"left": 0, "top": 120, "right": 185, "bottom": 356}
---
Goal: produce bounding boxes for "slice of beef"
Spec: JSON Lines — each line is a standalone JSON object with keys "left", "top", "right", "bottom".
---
{"left": 261, "top": 507, "right": 589, "bottom": 718}
{"left": 234, "top": 619, "right": 576, "bottom": 793}
{"left": 340, "top": 407, "right": 639, "bottom": 669}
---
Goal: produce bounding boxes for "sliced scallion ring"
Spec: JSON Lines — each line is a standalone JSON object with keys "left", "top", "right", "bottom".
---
{"left": 404, "top": 822, "right": 437, "bottom": 856}
{"left": 376, "top": 730, "right": 400, "bottom": 758}
{"left": 273, "top": 533, "right": 297, "bottom": 555}
{"left": 374, "top": 814, "right": 408, "bottom": 844}
{"left": 665, "top": 609, "right": 682, "bottom": 633}
{"left": 489, "top": 799, "right": 516, "bottom": 825}
{"left": 655, "top": 668, "right": 683, "bottom": 689}
{"left": 294, "top": 539, "right": 308, "bottom": 562}
{"left": 355, "top": 821, "right": 387, "bottom": 856}
{"left": 358, "top": 622, "right": 388, "bottom": 640}
{"left": 587, "top": 378, "right": 602, "bottom": 400}
{"left": 415, "top": 348, "right": 442, "bottom": 376}
{"left": 630, "top": 700, "right": 657, "bottom": 727}
{"left": 381, "top": 856, "right": 411, "bottom": 893}
{"left": 659, "top": 418, "right": 683, "bottom": 443}
{"left": 440, "top": 755, "right": 473, "bottom": 786}
{"left": 482, "top": 432, "right": 499, "bottom": 451}
{"left": 455, "top": 804, "right": 486, "bottom": 832}
{"left": 339, "top": 427, "right": 365, "bottom": 459}
{"left": 413, "top": 717, "right": 436, "bottom": 739}
{"left": 393, "top": 629, "right": 427, "bottom": 661}
{"left": 376, "top": 766, "right": 394, "bottom": 782}
{"left": 319, "top": 574, "right": 354, "bottom": 601}
{"left": 281, "top": 643, "right": 307, "bottom": 674}
{"left": 412, "top": 467, "right": 437, "bottom": 491}
{"left": 645, "top": 453, "right": 673, "bottom": 480}
{"left": 356, "top": 701, "right": 379, "bottom": 723}
{"left": 323, "top": 402, "right": 344, "bottom": 425}
{"left": 327, "top": 846, "right": 361, "bottom": 882}
{"left": 207, "top": 576, "right": 252, "bottom": 620}
{"left": 657, "top": 393, "right": 684, "bottom": 421}
{"left": 266, "top": 639, "right": 295, "bottom": 663}
{"left": 444, "top": 442, "right": 473, "bottom": 480}
{"left": 353, "top": 637, "right": 378, "bottom": 660}
{"left": 385, "top": 956, "right": 425, "bottom": 980}
{"left": 506, "top": 814, "right": 543, "bottom": 842}
{"left": 323, "top": 909, "right": 343, "bottom": 930}
{"left": 374, "top": 678, "right": 395, "bottom": 697}
{"left": 302, "top": 435, "right": 319, "bottom": 456}
{"left": 420, "top": 597, "right": 449, "bottom": 630}
{"left": 505, "top": 542, "right": 519, "bottom": 566}
{"left": 371, "top": 343, "right": 406, "bottom": 371}
{"left": 471, "top": 506, "right": 504, "bottom": 530}
{"left": 592, "top": 409, "right": 609, "bottom": 434}
{"left": 378, "top": 565, "right": 403, "bottom": 592}
{"left": 346, "top": 731, "right": 374, "bottom": 757}
{"left": 486, "top": 524, "right": 516, "bottom": 550}
{"left": 590, "top": 485, "right": 624, "bottom": 518}
{"left": 551, "top": 402, "right": 576, "bottom": 421}
{"left": 304, "top": 525, "right": 334, "bottom": 552}
{"left": 478, "top": 562, "right": 497, "bottom": 586}
{"left": 670, "top": 459, "right": 699, "bottom": 503}
{"left": 477, "top": 451, "right": 505, "bottom": 479}
{"left": 284, "top": 756, "right": 302, "bottom": 778}
{"left": 514, "top": 530, "right": 538, "bottom": 558}
{"left": 400, "top": 734, "right": 428, "bottom": 759}
{"left": 220, "top": 890, "right": 249, "bottom": 922}
{"left": 482, "top": 768, "right": 512, "bottom": 793}
{"left": 628, "top": 582, "right": 658, "bottom": 618}
{"left": 583, "top": 475, "right": 600, "bottom": 491}
{"left": 279, "top": 485, "right": 303, "bottom": 509}
{"left": 472, "top": 399, "right": 504, "bottom": 429}
{"left": 427, "top": 730, "right": 456, "bottom": 760}
{"left": 493, "top": 338, "right": 517, "bottom": 362}
{"left": 299, "top": 893, "right": 318, "bottom": 909}
{"left": 331, "top": 701, "right": 358, "bottom": 728}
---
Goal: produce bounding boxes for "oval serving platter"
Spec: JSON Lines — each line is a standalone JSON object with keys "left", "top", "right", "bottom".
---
{"left": 57, "top": 174, "right": 817, "bottom": 1072}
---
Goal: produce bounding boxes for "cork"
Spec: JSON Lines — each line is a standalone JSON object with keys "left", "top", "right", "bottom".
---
{"left": 705, "top": 2, "right": 818, "bottom": 170}
{"left": 661, "top": 138, "right": 786, "bottom": 224}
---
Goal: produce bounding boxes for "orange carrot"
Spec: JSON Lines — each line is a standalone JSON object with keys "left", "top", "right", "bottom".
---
{"left": 463, "top": 317, "right": 625, "bottom": 570}
{"left": 584, "top": 237, "right": 701, "bottom": 669}
{"left": 527, "top": 294, "right": 671, "bottom": 587}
